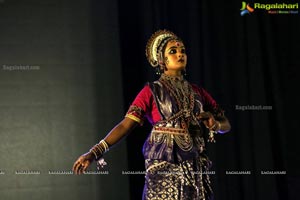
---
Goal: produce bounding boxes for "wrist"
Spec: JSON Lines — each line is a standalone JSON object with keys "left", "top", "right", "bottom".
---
{"left": 87, "top": 151, "right": 96, "bottom": 161}
{"left": 89, "top": 139, "right": 110, "bottom": 161}
{"left": 210, "top": 121, "right": 221, "bottom": 133}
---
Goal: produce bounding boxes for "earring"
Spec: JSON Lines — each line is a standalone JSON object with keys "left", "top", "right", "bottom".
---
{"left": 155, "top": 67, "right": 161, "bottom": 75}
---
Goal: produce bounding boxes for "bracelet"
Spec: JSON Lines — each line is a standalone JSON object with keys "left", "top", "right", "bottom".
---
{"left": 89, "top": 139, "right": 110, "bottom": 161}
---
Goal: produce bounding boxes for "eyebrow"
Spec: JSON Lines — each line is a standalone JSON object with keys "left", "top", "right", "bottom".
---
{"left": 167, "top": 46, "right": 185, "bottom": 51}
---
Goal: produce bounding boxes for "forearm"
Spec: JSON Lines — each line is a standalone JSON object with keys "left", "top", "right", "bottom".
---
{"left": 104, "top": 117, "right": 138, "bottom": 146}
{"left": 89, "top": 117, "right": 138, "bottom": 160}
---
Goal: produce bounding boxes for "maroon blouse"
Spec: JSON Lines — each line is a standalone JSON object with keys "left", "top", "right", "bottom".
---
{"left": 125, "top": 84, "right": 219, "bottom": 126}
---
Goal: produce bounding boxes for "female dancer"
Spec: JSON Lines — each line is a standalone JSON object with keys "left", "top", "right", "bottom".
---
{"left": 73, "top": 29, "right": 231, "bottom": 200}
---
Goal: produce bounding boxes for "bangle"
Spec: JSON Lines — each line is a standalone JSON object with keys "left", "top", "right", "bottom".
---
{"left": 89, "top": 139, "right": 110, "bottom": 161}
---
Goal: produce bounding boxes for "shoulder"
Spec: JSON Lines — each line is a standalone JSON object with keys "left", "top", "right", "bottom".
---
{"left": 137, "top": 83, "right": 152, "bottom": 95}
{"left": 190, "top": 83, "right": 200, "bottom": 91}
{"left": 190, "top": 83, "right": 204, "bottom": 94}
{"left": 131, "top": 83, "right": 153, "bottom": 106}
{"left": 190, "top": 83, "right": 211, "bottom": 96}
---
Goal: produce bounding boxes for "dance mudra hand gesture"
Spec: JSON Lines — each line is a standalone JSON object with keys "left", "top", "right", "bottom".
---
{"left": 199, "top": 112, "right": 220, "bottom": 131}
{"left": 72, "top": 152, "right": 95, "bottom": 175}
{"left": 72, "top": 118, "right": 138, "bottom": 175}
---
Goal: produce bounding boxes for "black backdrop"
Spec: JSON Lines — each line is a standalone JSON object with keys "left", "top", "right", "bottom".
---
{"left": 117, "top": 0, "right": 299, "bottom": 200}
{"left": 0, "top": 0, "right": 299, "bottom": 200}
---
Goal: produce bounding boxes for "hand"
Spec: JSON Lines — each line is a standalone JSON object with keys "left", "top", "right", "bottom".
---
{"left": 200, "top": 112, "right": 216, "bottom": 130}
{"left": 72, "top": 152, "right": 95, "bottom": 175}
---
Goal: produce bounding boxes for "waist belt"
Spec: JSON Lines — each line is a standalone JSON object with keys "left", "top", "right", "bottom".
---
{"left": 152, "top": 126, "right": 188, "bottom": 135}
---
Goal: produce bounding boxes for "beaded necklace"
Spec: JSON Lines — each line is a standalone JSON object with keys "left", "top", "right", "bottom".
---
{"left": 159, "top": 73, "right": 195, "bottom": 129}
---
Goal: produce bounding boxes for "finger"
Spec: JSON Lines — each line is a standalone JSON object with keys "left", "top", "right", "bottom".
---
{"left": 74, "top": 162, "right": 83, "bottom": 175}
{"left": 72, "top": 157, "right": 81, "bottom": 170}
{"left": 80, "top": 163, "right": 86, "bottom": 174}
{"left": 82, "top": 162, "right": 90, "bottom": 173}
{"left": 73, "top": 156, "right": 85, "bottom": 174}
{"left": 199, "top": 112, "right": 210, "bottom": 120}
{"left": 72, "top": 160, "right": 79, "bottom": 172}
{"left": 78, "top": 163, "right": 84, "bottom": 174}
{"left": 73, "top": 163, "right": 79, "bottom": 175}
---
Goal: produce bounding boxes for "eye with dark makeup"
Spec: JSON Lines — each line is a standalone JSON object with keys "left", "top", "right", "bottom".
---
{"left": 168, "top": 47, "right": 186, "bottom": 55}
{"left": 169, "top": 49, "right": 177, "bottom": 54}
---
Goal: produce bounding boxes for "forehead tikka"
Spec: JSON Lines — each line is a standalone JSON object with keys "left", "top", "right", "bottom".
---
{"left": 168, "top": 39, "right": 182, "bottom": 47}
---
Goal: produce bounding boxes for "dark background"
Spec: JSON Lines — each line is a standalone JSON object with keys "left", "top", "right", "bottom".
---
{"left": 0, "top": 0, "right": 299, "bottom": 200}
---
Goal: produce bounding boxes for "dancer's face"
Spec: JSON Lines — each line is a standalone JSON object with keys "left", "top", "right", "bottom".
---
{"left": 163, "top": 40, "right": 187, "bottom": 75}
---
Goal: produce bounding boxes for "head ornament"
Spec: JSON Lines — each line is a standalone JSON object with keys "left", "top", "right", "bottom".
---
{"left": 145, "top": 29, "right": 180, "bottom": 67}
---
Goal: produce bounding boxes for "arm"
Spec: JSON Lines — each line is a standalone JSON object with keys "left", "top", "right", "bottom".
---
{"left": 192, "top": 84, "right": 231, "bottom": 134}
{"left": 201, "top": 112, "right": 230, "bottom": 143}
{"left": 72, "top": 117, "right": 138, "bottom": 174}
{"left": 104, "top": 117, "right": 139, "bottom": 145}
{"left": 199, "top": 112, "right": 231, "bottom": 134}
{"left": 73, "top": 85, "right": 152, "bottom": 174}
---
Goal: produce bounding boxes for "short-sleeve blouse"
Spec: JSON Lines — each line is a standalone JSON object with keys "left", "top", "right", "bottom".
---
{"left": 125, "top": 83, "right": 220, "bottom": 126}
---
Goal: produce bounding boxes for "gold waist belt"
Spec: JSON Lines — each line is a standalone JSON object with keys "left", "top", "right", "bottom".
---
{"left": 152, "top": 126, "right": 188, "bottom": 135}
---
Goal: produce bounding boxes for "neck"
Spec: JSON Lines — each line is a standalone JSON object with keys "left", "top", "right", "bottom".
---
{"left": 161, "top": 73, "right": 184, "bottom": 81}
{"left": 163, "top": 70, "right": 182, "bottom": 77}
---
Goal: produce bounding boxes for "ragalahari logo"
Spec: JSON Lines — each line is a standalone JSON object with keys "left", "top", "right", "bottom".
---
{"left": 240, "top": 2, "right": 255, "bottom": 16}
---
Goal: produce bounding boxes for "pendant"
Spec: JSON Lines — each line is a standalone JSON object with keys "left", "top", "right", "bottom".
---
{"left": 208, "top": 130, "right": 216, "bottom": 143}
{"left": 97, "top": 158, "right": 107, "bottom": 170}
